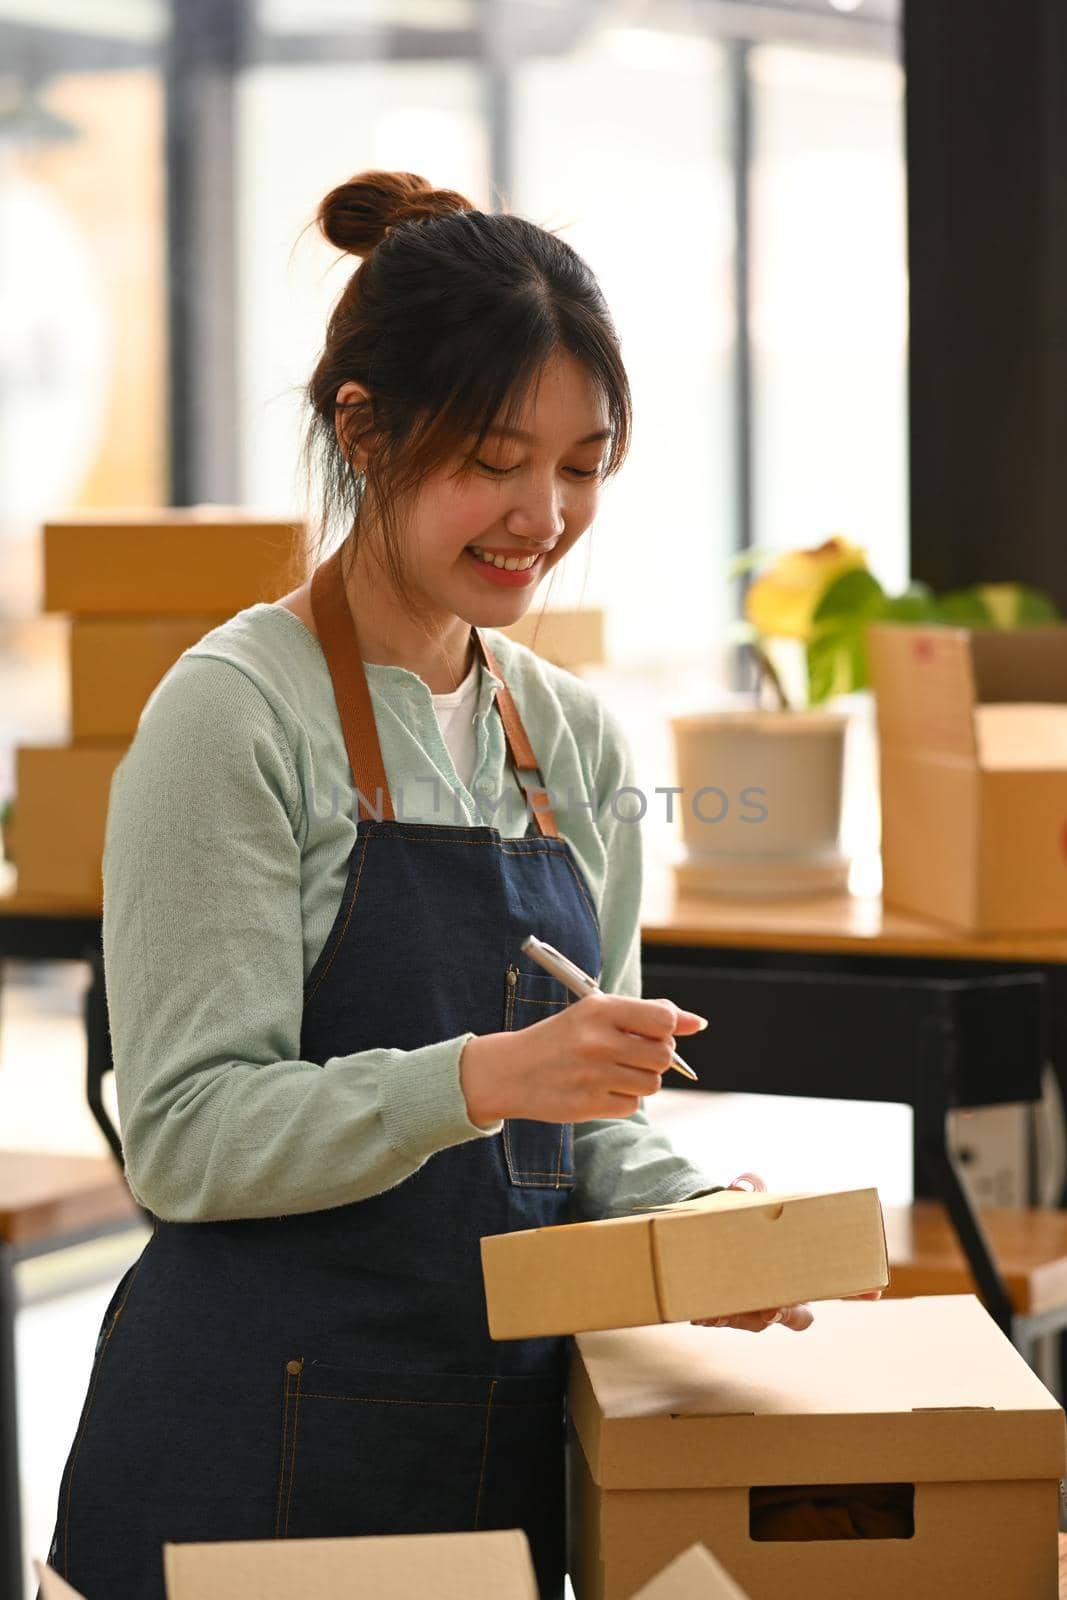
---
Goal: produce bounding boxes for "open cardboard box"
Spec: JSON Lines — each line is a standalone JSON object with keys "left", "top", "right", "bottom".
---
{"left": 36, "top": 1531, "right": 747, "bottom": 1600}
{"left": 868, "top": 622, "right": 1067, "bottom": 932}
{"left": 482, "top": 1187, "right": 888, "bottom": 1340}
{"left": 567, "top": 1295, "right": 1067, "bottom": 1600}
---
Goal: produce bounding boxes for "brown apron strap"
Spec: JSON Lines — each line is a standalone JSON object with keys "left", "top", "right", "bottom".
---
{"left": 310, "top": 547, "right": 559, "bottom": 838}
{"left": 474, "top": 631, "right": 559, "bottom": 840}
{"left": 310, "top": 545, "right": 395, "bottom": 821}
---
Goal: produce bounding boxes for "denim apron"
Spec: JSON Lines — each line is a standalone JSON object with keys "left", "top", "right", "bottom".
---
{"left": 46, "top": 545, "right": 601, "bottom": 1600}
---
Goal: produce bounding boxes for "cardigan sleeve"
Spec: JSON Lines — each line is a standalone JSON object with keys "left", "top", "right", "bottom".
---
{"left": 106, "top": 656, "right": 500, "bottom": 1223}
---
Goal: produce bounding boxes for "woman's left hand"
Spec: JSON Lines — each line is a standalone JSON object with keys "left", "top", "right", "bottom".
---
{"left": 688, "top": 1171, "right": 882, "bottom": 1335}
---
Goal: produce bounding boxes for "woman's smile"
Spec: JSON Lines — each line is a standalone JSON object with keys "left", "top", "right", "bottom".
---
{"left": 463, "top": 543, "right": 546, "bottom": 586}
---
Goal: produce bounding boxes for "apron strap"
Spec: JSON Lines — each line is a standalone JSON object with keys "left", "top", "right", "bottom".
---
{"left": 474, "top": 631, "right": 559, "bottom": 840}
{"left": 310, "top": 544, "right": 560, "bottom": 838}
{"left": 311, "top": 545, "right": 395, "bottom": 821}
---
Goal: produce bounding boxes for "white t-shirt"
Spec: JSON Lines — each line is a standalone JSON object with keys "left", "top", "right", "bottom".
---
{"left": 430, "top": 652, "right": 482, "bottom": 790}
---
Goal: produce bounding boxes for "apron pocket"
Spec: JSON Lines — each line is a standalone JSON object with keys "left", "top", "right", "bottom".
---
{"left": 274, "top": 1360, "right": 563, "bottom": 1545}
{"left": 502, "top": 966, "right": 576, "bottom": 1190}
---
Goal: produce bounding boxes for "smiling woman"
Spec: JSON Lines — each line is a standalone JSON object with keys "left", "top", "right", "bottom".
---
{"left": 42, "top": 169, "right": 808, "bottom": 1600}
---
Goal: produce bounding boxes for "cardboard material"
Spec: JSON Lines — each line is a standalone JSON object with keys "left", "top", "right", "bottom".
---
{"left": 43, "top": 507, "right": 306, "bottom": 615}
{"left": 70, "top": 616, "right": 229, "bottom": 740}
{"left": 481, "top": 1187, "right": 888, "bottom": 1340}
{"left": 629, "top": 1543, "right": 752, "bottom": 1599}
{"left": 12, "top": 743, "right": 126, "bottom": 901}
{"left": 868, "top": 622, "right": 1067, "bottom": 931}
{"left": 498, "top": 607, "right": 605, "bottom": 669}
{"left": 568, "top": 1295, "right": 1066, "bottom": 1600}
{"left": 36, "top": 1528, "right": 538, "bottom": 1600}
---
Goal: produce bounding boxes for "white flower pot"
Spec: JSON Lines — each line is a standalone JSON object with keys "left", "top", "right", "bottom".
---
{"left": 669, "top": 709, "right": 850, "bottom": 897}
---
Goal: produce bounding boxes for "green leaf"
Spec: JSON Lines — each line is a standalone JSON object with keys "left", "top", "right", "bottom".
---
{"left": 807, "top": 626, "right": 871, "bottom": 704}
{"left": 930, "top": 588, "right": 994, "bottom": 627}
{"left": 880, "top": 581, "right": 938, "bottom": 622}
{"left": 1009, "top": 584, "right": 1060, "bottom": 624}
{"left": 811, "top": 567, "right": 887, "bottom": 623}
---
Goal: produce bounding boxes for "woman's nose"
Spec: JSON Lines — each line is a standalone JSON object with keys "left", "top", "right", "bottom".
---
{"left": 505, "top": 479, "right": 566, "bottom": 543}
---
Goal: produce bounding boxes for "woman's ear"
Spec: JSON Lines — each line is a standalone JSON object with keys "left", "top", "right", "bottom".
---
{"left": 335, "top": 380, "right": 373, "bottom": 471}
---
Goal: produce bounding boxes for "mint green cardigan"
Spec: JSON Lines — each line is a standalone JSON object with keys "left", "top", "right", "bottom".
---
{"left": 102, "top": 601, "right": 716, "bottom": 1222}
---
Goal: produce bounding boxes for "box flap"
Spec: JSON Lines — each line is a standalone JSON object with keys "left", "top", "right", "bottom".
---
{"left": 34, "top": 1563, "right": 85, "bottom": 1600}
{"left": 157, "top": 1530, "right": 538, "bottom": 1599}
{"left": 629, "top": 1543, "right": 752, "bottom": 1599}
{"left": 868, "top": 625, "right": 979, "bottom": 757}
{"left": 570, "top": 1296, "right": 1066, "bottom": 1489}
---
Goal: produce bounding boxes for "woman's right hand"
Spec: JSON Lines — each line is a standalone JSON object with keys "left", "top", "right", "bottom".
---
{"left": 459, "top": 991, "right": 708, "bottom": 1126}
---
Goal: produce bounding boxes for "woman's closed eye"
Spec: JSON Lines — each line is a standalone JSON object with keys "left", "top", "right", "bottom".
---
{"left": 475, "top": 460, "right": 602, "bottom": 479}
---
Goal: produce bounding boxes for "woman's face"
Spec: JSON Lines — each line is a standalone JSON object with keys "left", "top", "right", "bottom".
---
{"left": 364, "top": 349, "right": 611, "bottom": 629}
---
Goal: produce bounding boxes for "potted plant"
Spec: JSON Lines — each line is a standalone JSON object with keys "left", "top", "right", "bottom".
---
{"left": 670, "top": 538, "right": 1059, "bottom": 899}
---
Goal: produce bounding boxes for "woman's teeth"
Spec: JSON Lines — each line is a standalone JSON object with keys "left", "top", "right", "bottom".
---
{"left": 467, "top": 545, "right": 538, "bottom": 572}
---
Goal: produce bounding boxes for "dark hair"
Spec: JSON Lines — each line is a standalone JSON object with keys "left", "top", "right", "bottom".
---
{"left": 301, "top": 169, "right": 632, "bottom": 611}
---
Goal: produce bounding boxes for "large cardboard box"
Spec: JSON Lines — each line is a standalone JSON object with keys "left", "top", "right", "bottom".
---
{"left": 482, "top": 1188, "right": 888, "bottom": 1340}
{"left": 70, "top": 616, "right": 229, "bottom": 740}
{"left": 630, "top": 1544, "right": 751, "bottom": 1599}
{"left": 12, "top": 744, "right": 126, "bottom": 902}
{"left": 567, "top": 1295, "right": 1066, "bottom": 1600}
{"left": 868, "top": 622, "right": 1067, "bottom": 932}
{"left": 36, "top": 1528, "right": 538, "bottom": 1600}
{"left": 43, "top": 507, "right": 306, "bottom": 615}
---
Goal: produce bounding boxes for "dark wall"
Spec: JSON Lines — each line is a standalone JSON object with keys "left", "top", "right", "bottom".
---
{"left": 905, "top": 0, "right": 1067, "bottom": 605}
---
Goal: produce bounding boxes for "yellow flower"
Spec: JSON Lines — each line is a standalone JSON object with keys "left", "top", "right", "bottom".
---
{"left": 744, "top": 536, "right": 868, "bottom": 643}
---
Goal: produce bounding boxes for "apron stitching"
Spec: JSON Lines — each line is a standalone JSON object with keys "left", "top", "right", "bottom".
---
{"left": 305, "top": 827, "right": 374, "bottom": 1008}
{"left": 298, "top": 1392, "right": 555, "bottom": 1406}
{"left": 473, "top": 1379, "right": 497, "bottom": 1530}
{"left": 275, "top": 1366, "right": 294, "bottom": 1537}
{"left": 559, "top": 848, "right": 601, "bottom": 936}
{"left": 282, "top": 1361, "right": 304, "bottom": 1537}
{"left": 61, "top": 1244, "right": 149, "bottom": 1575}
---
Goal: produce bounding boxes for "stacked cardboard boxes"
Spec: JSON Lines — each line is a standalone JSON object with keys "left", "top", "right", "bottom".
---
{"left": 11, "top": 509, "right": 305, "bottom": 904}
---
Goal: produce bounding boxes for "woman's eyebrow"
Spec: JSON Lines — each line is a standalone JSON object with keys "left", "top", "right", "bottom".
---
{"left": 485, "top": 425, "right": 611, "bottom": 445}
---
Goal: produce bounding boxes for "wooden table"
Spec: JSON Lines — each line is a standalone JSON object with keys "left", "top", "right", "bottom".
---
{"left": 640, "top": 879, "right": 1067, "bottom": 1348}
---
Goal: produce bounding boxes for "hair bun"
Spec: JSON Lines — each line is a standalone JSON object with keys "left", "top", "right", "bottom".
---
{"left": 317, "top": 170, "right": 475, "bottom": 258}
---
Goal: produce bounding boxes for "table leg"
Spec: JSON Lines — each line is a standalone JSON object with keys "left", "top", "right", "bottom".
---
{"left": 0, "top": 1240, "right": 24, "bottom": 1600}
{"left": 913, "top": 1014, "right": 1016, "bottom": 1338}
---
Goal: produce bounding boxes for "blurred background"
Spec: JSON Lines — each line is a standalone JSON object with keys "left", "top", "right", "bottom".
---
{"left": 0, "top": 0, "right": 906, "bottom": 743}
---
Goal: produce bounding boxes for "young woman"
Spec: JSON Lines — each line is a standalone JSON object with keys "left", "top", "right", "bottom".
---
{"left": 44, "top": 171, "right": 812, "bottom": 1600}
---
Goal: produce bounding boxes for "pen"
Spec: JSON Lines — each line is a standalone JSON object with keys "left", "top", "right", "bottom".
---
{"left": 521, "top": 933, "right": 700, "bottom": 1082}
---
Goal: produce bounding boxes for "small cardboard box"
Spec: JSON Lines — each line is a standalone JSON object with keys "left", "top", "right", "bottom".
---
{"left": 481, "top": 1188, "right": 888, "bottom": 1340}
{"left": 567, "top": 1295, "right": 1066, "bottom": 1600}
{"left": 43, "top": 507, "right": 306, "bottom": 616}
{"left": 36, "top": 1528, "right": 539, "bottom": 1600}
{"left": 868, "top": 622, "right": 1067, "bottom": 932}
{"left": 630, "top": 1543, "right": 752, "bottom": 1599}
{"left": 12, "top": 743, "right": 126, "bottom": 902}
{"left": 70, "top": 615, "right": 229, "bottom": 740}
